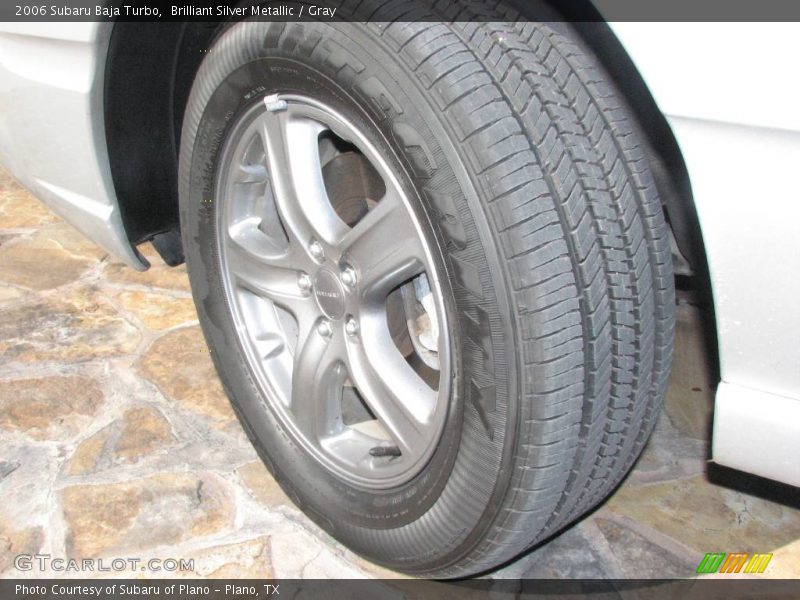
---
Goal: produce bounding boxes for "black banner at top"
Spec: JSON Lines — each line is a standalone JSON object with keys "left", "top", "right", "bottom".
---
{"left": 5, "top": 0, "right": 800, "bottom": 22}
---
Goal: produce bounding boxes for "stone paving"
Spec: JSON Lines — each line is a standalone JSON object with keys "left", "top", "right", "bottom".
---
{"left": 1, "top": 166, "right": 798, "bottom": 580}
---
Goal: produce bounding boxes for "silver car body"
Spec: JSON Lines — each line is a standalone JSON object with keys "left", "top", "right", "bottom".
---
{"left": 0, "top": 23, "right": 144, "bottom": 269}
{"left": 0, "top": 21, "right": 798, "bottom": 485}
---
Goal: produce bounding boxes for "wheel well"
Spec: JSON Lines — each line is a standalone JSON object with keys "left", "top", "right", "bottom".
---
{"left": 104, "top": 22, "right": 222, "bottom": 264}
{"left": 104, "top": 10, "right": 701, "bottom": 271}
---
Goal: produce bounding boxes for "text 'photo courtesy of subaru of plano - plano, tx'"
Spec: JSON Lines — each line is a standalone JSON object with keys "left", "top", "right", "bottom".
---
{"left": 1, "top": 2, "right": 799, "bottom": 578}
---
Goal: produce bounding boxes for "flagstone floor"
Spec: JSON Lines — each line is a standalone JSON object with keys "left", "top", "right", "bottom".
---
{"left": 1, "top": 167, "right": 798, "bottom": 581}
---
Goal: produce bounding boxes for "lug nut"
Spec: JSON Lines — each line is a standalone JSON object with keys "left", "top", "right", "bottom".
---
{"left": 341, "top": 266, "right": 357, "bottom": 287}
{"left": 309, "top": 240, "right": 324, "bottom": 261}
{"left": 298, "top": 273, "right": 312, "bottom": 292}
{"left": 317, "top": 320, "right": 333, "bottom": 338}
{"left": 345, "top": 316, "right": 359, "bottom": 337}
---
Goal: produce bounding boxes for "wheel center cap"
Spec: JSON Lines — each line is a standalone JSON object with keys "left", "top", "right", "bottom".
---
{"left": 313, "top": 269, "right": 346, "bottom": 320}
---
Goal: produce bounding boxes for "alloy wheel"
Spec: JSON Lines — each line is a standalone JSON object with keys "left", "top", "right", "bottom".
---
{"left": 215, "top": 94, "right": 451, "bottom": 489}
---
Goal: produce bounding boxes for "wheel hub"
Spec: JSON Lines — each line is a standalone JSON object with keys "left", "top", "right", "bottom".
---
{"left": 313, "top": 268, "right": 346, "bottom": 320}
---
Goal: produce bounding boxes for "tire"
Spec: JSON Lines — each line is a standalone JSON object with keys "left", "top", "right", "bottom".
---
{"left": 179, "top": 3, "right": 674, "bottom": 578}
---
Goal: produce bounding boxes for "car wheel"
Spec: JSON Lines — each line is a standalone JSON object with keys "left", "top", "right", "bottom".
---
{"left": 178, "top": 5, "right": 674, "bottom": 578}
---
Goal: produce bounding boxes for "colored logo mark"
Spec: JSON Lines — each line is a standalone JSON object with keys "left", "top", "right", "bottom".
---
{"left": 696, "top": 552, "right": 773, "bottom": 574}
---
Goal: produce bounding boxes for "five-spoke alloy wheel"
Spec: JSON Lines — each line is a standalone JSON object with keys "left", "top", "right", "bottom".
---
{"left": 216, "top": 95, "right": 451, "bottom": 488}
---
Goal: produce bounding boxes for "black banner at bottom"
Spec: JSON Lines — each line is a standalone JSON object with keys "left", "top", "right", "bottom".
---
{"left": 2, "top": 579, "right": 800, "bottom": 600}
